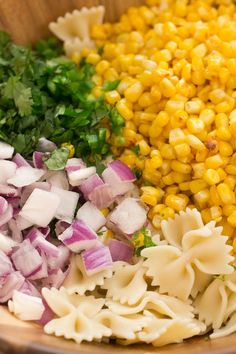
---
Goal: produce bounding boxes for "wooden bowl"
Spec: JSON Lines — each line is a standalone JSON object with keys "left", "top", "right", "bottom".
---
{"left": 0, "top": 1, "right": 235, "bottom": 353}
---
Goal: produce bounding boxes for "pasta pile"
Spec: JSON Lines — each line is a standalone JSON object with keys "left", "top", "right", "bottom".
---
{"left": 41, "top": 209, "right": 236, "bottom": 345}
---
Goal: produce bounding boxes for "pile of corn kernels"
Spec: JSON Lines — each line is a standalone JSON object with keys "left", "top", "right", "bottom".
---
{"left": 80, "top": 0, "right": 236, "bottom": 248}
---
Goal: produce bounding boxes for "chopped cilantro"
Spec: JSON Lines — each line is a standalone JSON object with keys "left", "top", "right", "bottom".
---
{"left": 42, "top": 147, "right": 69, "bottom": 170}
{"left": 132, "top": 227, "right": 156, "bottom": 256}
{"left": 103, "top": 80, "right": 120, "bottom": 92}
{"left": 131, "top": 144, "right": 140, "bottom": 156}
{"left": 132, "top": 167, "right": 142, "bottom": 180}
{"left": 0, "top": 31, "right": 123, "bottom": 160}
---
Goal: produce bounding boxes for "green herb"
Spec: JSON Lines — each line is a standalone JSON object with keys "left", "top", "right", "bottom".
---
{"left": 132, "top": 167, "right": 142, "bottom": 180}
{"left": 103, "top": 80, "right": 120, "bottom": 92}
{"left": 213, "top": 274, "right": 225, "bottom": 281}
{"left": 132, "top": 227, "right": 156, "bottom": 256}
{"left": 0, "top": 32, "right": 122, "bottom": 160}
{"left": 42, "top": 147, "right": 69, "bottom": 170}
{"left": 232, "top": 265, "right": 236, "bottom": 271}
{"left": 131, "top": 144, "right": 140, "bottom": 156}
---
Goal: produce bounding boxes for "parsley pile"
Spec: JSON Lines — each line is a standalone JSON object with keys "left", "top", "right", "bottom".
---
{"left": 0, "top": 32, "right": 124, "bottom": 159}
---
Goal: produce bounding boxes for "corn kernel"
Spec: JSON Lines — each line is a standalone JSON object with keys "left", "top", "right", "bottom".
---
{"left": 217, "top": 183, "right": 235, "bottom": 204}
{"left": 160, "top": 207, "right": 175, "bottom": 219}
{"left": 105, "top": 90, "right": 121, "bottom": 105}
{"left": 205, "top": 154, "right": 224, "bottom": 169}
{"left": 159, "top": 78, "right": 176, "bottom": 98}
{"left": 187, "top": 118, "right": 205, "bottom": 134}
{"left": 190, "top": 179, "right": 208, "bottom": 193}
{"left": 124, "top": 82, "right": 143, "bottom": 103}
{"left": 228, "top": 211, "right": 236, "bottom": 228}
{"left": 223, "top": 205, "right": 236, "bottom": 217}
{"left": 96, "top": 60, "right": 110, "bottom": 75}
{"left": 174, "top": 143, "right": 191, "bottom": 158}
{"left": 171, "top": 160, "right": 192, "bottom": 174}
{"left": 203, "top": 169, "right": 221, "bottom": 185}
{"left": 116, "top": 99, "right": 133, "bottom": 120}
{"left": 165, "top": 194, "right": 188, "bottom": 212}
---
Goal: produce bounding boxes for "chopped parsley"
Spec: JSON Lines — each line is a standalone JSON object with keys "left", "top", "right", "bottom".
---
{"left": 132, "top": 226, "right": 156, "bottom": 256}
{"left": 0, "top": 31, "right": 123, "bottom": 160}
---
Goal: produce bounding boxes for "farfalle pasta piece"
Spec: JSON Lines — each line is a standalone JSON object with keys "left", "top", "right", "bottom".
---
{"left": 42, "top": 287, "right": 110, "bottom": 343}
{"left": 102, "top": 261, "right": 147, "bottom": 305}
{"left": 142, "top": 221, "right": 233, "bottom": 300}
{"left": 195, "top": 271, "right": 236, "bottom": 330}
{"left": 94, "top": 309, "right": 148, "bottom": 340}
{"left": 161, "top": 208, "right": 204, "bottom": 248}
{"left": 62, "top": 255, "right": 112, "bottom": 295}
{"left": 106, "top": 291, "right": 194, "bottom": 319}
{"left": 210, "top": 312, "right": 236, "bottom": 339}
{"left": 64, "top": 38, "right": 95, "bottom": 57}
{"left": 49, "top": 6, "right": 105, "bottom": 41}
{"left": 138, "top": 311, "right": 206, "bottom": 347}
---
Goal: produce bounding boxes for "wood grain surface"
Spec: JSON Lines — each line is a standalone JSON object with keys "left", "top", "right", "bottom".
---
{"left": 0, "top": 305, "right": 236, "bottom": 354}
{"left": 0, "top": 0, "right": 144, "bottom": 44}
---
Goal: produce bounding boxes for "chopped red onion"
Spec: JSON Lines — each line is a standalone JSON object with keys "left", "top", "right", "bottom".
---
{"left": 33, "top": 151, "right": 44, "bottom": 169}
{"left": 19, "top": 280, "right": 41, "bottom": 297}
{"left": 58, "top": 220, "right": 98, "bottom": 253}
{"left": 65, "top": 158, "right": 86, "bottom": 172}
{"left": 11, "top": 240, "right": 43, "bottom": 278}
{"left": 79, "top": 174, "right": 104, "bottom": 200}
{"left": 55, "top": 220, "right": 71, "bottom": 236}
{"left": 38, "top": 227, "right": 50, "bottom": 238}
{"left": 0, "top": 197, "right": 8, "bottom": 215}
{"left": 68, "top": 166, "right": 96, "bottom": 187}
{"left": 109, "top": 160, "right": 136, "bottom": 182}
{"left": 20, "top": 182, "right": 51, "bottom": 206}
{"left": 8, "top": 290, "right": 45, "bottom": 321}
{"left": 0, "top": 204, "right": 13, "bottom": 227}
{"left": 51, "top": 186, "right": 79, "bottom": 222}
{"left": 102, "top": 167, "right": 134, "bottom": 197}
{"left": 0, "top": 250, "right": 14, "bottom": 276}
{"left": 19, "top": 188, "right": 60, "bottom": 227}
{"left": 38, "top": 137, "right": 57, "bottom": 152}
{"left": 76, "top": 201, "right": 106, "bottom": 231}
{"left": 6, "top": 197, "right": 20, "bottom": 208}
{"left": 81, "top": 244, "right": 112, "bottom": 276}
{"left": 8, "top": 219, "right": 23, "bottom": 242}
{"left": 0, "top": 160, "right": 17, "bottom": 184}
{"left": 108, "top": 239, "right": 133, "bottom": 262}
{"left": 26, "top": 228, "right": 59, "bottom": 257}
{"left": 88, "top": 183, "right": 114, "bottom": 209}
{"left": 46, "top": 171, "right": 69, "bottom": 190}
{"left": 12, "top": 153, "right": 31, "bottom": 167}
{"left": 37, "top": 299, "right": 55, "bottom": 326}
{"left": 0, "top": 142, "right": 14, "bottom": 159}
{"left": 42, "top": 268, "right": 68, "bottom": 288}
{"left": 0, "top": 271, "right": 25, "bottom": 303}
{"left": 0, "top": 184, "right": 19, "bottom": 197}
{"left": 28, "top": 252, "right": 48, "bottom": 280}
{"left": 47, "top": 245, "right": 70, "bottom": 271}
{"left": 15, "top": 215, "right": 33, "bottom": 231}
{"left": 108, "top": 197, "right": 147, "bottom": 235}
{"left": 7, "top": 166, "right": 45, "bottom": 188}
{"left": 0, "top": 232, "right": 18, "bottom": 254}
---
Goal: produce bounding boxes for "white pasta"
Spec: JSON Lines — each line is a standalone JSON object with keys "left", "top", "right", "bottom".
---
{"left": 62, "top": 254, "right": 112, "bottom": 295}
{"left": 64, "top": 38, "right": 95, "bottom": 57}
{"left": 49, "top": 6, "right": 105, "bottom": 42}
{"left": 142, "top": 220, "right": 233, "bottom": 300}
{"left": 102, "top": 261, "right": 147, "bottom": 305}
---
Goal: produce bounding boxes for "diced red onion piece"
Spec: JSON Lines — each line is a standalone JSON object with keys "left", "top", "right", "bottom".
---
{"left": 79, "top": 174, "right": 104, "bottom": 200}
{"left": 38, "top": 299, "right": 55, "bottom": 326}
{"left": 26, "top": 228, "right": 59, "bottom": 257}
{"left": 15, "top": 215, "right": 33, "bottom": 231}
{"left": 38, "top": 227, "right": 50, "bottom": 238}
{"left": 8, "top": 219, "right": 23, "bottom": 242}
{"left": 0, "top": 197, "right": 8, "bottom": 215}
{"left": 76, "top": 201, "right": 106, "bottom": 231}
{"left": 19, "top": 188, "right": 60, "bottom": 227}
{"left": 108, "top": 239, "right": 133, "bottom": 262}
{"left": 19, "top": 280, "right": 41, "bottom": 297}
{"left": 109, "top": 160, "right": 136, "bottom": 182}
{"left": 33, "top": 151, "right": 44, "bottom": 169}
{"left": 11, "top": 240, "right": 43, "bottom": 277}
{"left": 55, "top": 220, "right": 71, "bottom": 236}
{"left": 108, "top": 198, "right": 147, "bottom": 235}
{"left": 68, "top": 166, "right": 96, "bottom": 187}
{"left": 88, "top": 183, "right": 114, "bottom": 209}
{"left": 6, "top": 197, "right": 20, "bottom": 208}
{"left": 0, "top": 271, "right": 25, "bottom": 303}
{"left": 38, "top": 137, "right": 57, "bottom": 152}
{"left": 20, "top": 182, "right": 51, "bottom": 206}
{"left": 58, "top": 220, "right": 98, "bottom": 253}
{"left": 42, "top": 269, "right": 68, "bottom": 288}
{"left": 65, "top": 158, "right": 86, "bottom": 172}
{"left": 0, "top": 232, "right": 18, "bottom": 254}
{"left": 46, "top": 171, "right": 69, "bottom": 190}
{"left": 0, "top": 250, "right": 13, "bottom": 276}
{"left": 28, "top": 252, "right": 48, "bottom": 280}
{"left": 0, "top": 184, "right": 19, "bottom": 197}
{"left": 51, "top": 186, "right": 79, "bottom": 222}
{"left": 12, "top": 153, "right": 30, "bottom": 167}
{"left": 0, "top": 142, "right": 14, "bottom": 159}
{"left": 7, "top": 166, "right": 45, "bottom": 188}
{"left": 0, "top": 160, "right": 17, "bottom": 184}
{"left": 81, "top": 244, "right": 112, "bottom": 276}
{"left": 102, "top": 167, "right": 134, "bottom": 197}
{"left": 0, "top": 204, "right": 13, "bottom": 227}
{"left": 47, "top": 245, "right": 70, "bottom": 271}
{"left": 8, "top": 290, "right": 45, "bottom": 320}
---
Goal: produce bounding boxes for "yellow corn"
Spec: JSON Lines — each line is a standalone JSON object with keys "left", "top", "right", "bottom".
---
{"left": 165, "top": 194, "right": 189, "bottom": 212}
{"left": 203, "top": 169, "right": 221, "bottom": 185}
{"left": 217, "top": 183, "right": 235, "bottom": 204}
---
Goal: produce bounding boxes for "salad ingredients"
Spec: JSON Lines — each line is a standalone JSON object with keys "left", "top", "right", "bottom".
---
{"left": 8, "top": 290, "right": 45, "bottom": 321}
{"left": 81, "top": 244, "right": 112, "bottom": 276}
{"left": 0, "top": 32, "right": 124, "bottom": 160}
